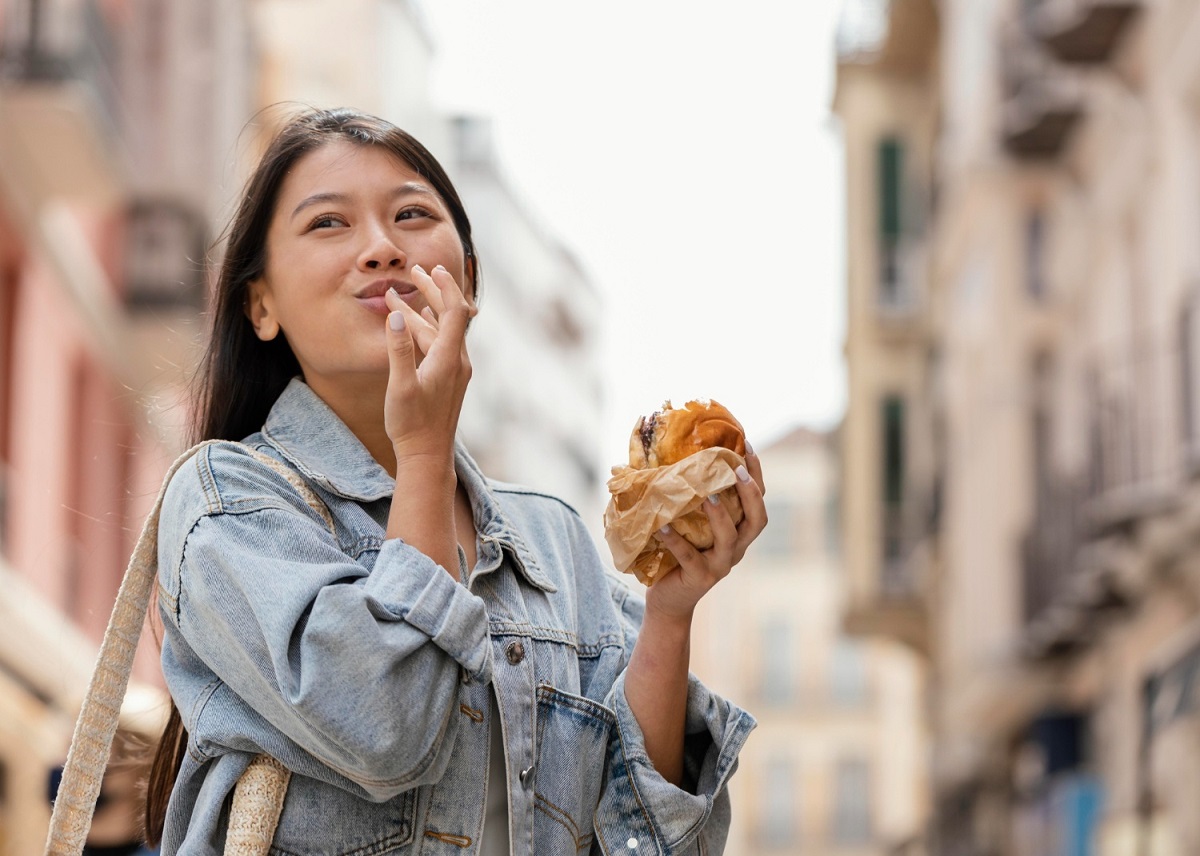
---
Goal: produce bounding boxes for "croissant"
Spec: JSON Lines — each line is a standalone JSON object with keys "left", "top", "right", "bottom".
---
{"left": 623, "top": 400, "right": 746, "bottom": 585}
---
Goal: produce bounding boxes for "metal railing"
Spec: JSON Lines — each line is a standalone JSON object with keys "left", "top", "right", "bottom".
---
{"left": 880, "top": 492, "right": 936, "bottom": 600}
{"left": 878, "top": 235, "right": 926, "bottom": 316}
{"left": 1022, "top": 476, "right": 1089, "bottom": 626}
{"left": 999, "top": 23, "right": 1085, "bottom": 158}
{"left": 0, "top": 0, "right": 124, "bottom": 138}
{"left": 1022, "top": 0, "right": 1143, "bottom": 64}
{"left": 1087, "top": 335, "right": 1183, "bottom": 524}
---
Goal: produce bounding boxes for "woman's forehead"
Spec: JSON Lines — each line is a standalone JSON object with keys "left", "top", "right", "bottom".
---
{"left": 283, "top": 141, "right": 427, "bottom": 198}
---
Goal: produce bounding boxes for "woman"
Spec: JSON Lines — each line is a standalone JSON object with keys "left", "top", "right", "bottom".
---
{"left": 146, "top": 107, "right": 767, "bottom": 855}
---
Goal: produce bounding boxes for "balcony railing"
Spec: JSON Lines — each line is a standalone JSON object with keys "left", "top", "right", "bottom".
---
{"left": 1022, "top": 477, "right": 1089, "bottom": 628}
{"left": 124, "top": 199, "right": 209, "bottom": 310}
{"left": 1087, "top": 336, "right": 1183, "bottom": 526}
{"left": 0, "top": 0, "right": 127, "bottom": 206}
{"left": 1000, "top": 29, "right": 1085, "bottom": 159}
{"left": 878, "top": 235, "right": 926, "bottom": 317}
{"left": 1, "top": 0, "right": 122, "bottom": 133}
{"left": 1023, "top": 0, "right": 1142, "bottom": 65}
{"left": 880, "top": 493, "right": 935, "bottom": 600}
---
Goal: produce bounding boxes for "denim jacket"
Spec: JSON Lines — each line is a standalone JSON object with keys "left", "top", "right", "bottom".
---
{"left": 156, "top": 379, "right": 755, "bottom": 855}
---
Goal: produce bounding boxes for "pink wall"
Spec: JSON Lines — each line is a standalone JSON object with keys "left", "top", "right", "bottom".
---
{"left": 5, "top": 210, "right": 170, "bottom": 687}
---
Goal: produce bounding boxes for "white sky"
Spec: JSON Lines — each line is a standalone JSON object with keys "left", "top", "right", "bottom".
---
{"left": 420, "top": 1, "right": 847, "bottom": 466}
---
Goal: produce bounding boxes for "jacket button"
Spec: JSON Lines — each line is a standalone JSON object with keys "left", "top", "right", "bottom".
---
{"left": 519, "top": 764, "right": 535, "bottom": 786}
{"left": 505, "top": 641, "right": 525, "bottom": 665}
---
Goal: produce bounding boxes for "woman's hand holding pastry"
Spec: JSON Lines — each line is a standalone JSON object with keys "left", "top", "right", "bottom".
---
{"left": 383, "top": 264, "right": 476, "bottom": 460}
{"left": 647, "top": 449, "right": 768, "bottom": 621}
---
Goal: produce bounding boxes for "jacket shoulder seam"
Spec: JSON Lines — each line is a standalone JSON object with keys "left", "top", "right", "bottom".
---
{"left": 488, "top": 481, "right": 583, "bottom": 518}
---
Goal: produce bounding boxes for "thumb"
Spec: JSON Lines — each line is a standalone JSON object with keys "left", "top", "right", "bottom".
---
{"left": 386, "top": 310, "right": 417, "bottom": 391}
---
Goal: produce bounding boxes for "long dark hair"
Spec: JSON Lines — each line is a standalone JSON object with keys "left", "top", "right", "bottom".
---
{"left": 143, "top": 107, "right": 479, "bottom": 846}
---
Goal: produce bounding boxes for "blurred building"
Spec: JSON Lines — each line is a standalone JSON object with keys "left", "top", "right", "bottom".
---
{"left": 691, "top": 427, "right": 928, "bottom": 855}
{"left": 0, "top": 0, "right": 256, "bottom": 851}
{"left": 1, "top": 0, "right": 602, "bottom": 851}
{"left": 450, "top": 116, "right": 605, "bottom": 527}
{"left": 835, "top": 0, "right": 1200, "bottom": 853}
{"left": 254, "top": 0, "right": 606, "bottom": 523}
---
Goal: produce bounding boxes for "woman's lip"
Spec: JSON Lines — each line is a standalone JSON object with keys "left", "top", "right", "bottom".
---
{"left": 356, "top": 291, "right": 421, "bottom": 315}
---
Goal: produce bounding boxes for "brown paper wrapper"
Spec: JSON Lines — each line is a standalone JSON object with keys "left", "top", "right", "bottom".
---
{"left": 603, "top": 447, "right": 746, "bottom": 586}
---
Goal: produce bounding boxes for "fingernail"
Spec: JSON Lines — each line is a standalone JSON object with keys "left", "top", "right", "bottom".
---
{"left": 736, "top": 465, "right": 750, "bottom": 483}
{"left": 389, "top": 311, "right": 405, "bottom": 331}
{"left": 433, "top": 264, "right": 446, "bottom": 272}
{"left": 658, "top": 525, "right": 671, "bottom": 536}
{"left": 707, "top": 494, "right": 720, "bottom": 506}
{"left": 412, "top": 263, "right": 425, "bottom": 275}
{"left": 745, "top": 439, "right": 755, "bottom": 456}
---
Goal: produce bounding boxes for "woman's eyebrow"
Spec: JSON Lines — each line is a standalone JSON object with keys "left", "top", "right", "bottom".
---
{"left": 290, "top": 183, "right": 436, "bottom": 220}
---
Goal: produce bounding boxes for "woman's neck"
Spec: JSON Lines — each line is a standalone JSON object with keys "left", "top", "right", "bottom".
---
{"left": 303, "top": 374, "right": 398, "bottom": 476}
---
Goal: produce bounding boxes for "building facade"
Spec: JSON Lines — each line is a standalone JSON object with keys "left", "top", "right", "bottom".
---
{"left": 691, "top": 427, "right": 928, "bottom": 855}
{"left": 836, "top": 0, "right": 1200, "bottom": 853}
{"left": 0, "top": 0, "right": 257, "bottom": 851}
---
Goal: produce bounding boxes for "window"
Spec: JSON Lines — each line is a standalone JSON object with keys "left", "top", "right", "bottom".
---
{"left": 833, "top": 758, "right": 872, "bottom": 845}
{"left": 759, "top": 756, "right": 798, "bottom": 848}
{"left": 830, "top": 639, "right": 868, "bottom": 707}
{"left": 877, "top": 137, "right": 905, "bottom": 305}
{"left": 882, "top": 397, "right": 906, "bottom": 506}
{"left": 759, "top": 616, "right": 796, "bottom": 707}
{"left": 881, "top": 397, "right": 907, "bottom": 571}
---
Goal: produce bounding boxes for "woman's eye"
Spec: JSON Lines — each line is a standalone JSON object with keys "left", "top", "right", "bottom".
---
{"left": 396, "top": 207, "right": 430, "bottom": 222}
{"left": 309, "top": 215, "right": 343, "bottom": 230}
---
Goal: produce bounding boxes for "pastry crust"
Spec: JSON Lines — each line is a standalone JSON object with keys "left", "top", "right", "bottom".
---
{"left": 622, "top": 400, "right": 747, "bottom": 585}
{"left": 628, "top": 400, "right": 746, "bottom": 469}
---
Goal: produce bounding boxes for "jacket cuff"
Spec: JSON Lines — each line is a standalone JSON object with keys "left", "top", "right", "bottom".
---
{"left": 363, "top": 539, "right": 493, "bottom": 684}
{"left": 599, "top": 671, "right": 756, "bottom": 854}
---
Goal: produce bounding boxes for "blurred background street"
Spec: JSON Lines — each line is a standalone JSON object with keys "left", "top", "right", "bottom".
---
{"left": 1, "top": 0, "right": 1195, "bottom": 854}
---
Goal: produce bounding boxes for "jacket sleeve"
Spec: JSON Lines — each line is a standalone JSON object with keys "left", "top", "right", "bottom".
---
{"left": 157, "top": 444, "right": 492, "bottom": 800}
{"left": 596, "top": 576, "right": 757, "bottom": 855}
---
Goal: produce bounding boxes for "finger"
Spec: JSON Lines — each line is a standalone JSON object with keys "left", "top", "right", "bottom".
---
{"left": 430, "top": 263, "right": 470, "bottom": 308}
{"left": 410, "top": 264, "right": 446, "bottom": 318}
{"left": 733, "top": 464, "right": 768, "bottom": 538}
{"left": 745, "top": 440, "right": 766, "bottom": 496}
{"left": 386, "top": 288, "right": 437, "bottom": 355}
{"left": 429, "top": 264, "right": 472, "bottom": 344}
{"left": 701, "top": 494, "right": 738, "bottom": 566}
{"left": 384, "top": 309, "right": 417, "bottom": 393}
{"left": 656, "top": 524, "right": 701, "bottom": 569}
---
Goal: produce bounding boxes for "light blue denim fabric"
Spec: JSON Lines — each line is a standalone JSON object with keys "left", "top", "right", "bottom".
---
{"left": 156, "top": 379, "right": 755, "bottom": 855}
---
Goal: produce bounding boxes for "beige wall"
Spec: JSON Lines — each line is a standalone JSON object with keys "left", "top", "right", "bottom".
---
{"left": 837, "top": 0, "right": 1200, "bottom": 852}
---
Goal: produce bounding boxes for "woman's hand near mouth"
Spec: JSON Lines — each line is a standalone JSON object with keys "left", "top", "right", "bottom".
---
{"left": 380, "top": 262, "right": 475, "bottom": 576}
{"left": 382, "top": 263, "right": 474, "bottom": 457}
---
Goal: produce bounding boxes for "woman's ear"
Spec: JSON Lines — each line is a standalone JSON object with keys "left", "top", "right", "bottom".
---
{"left": 245, "top": 278, "right": 281, "bottom": 341}
{"left": 465, "top": 257, "right": 478, "bottom": 306}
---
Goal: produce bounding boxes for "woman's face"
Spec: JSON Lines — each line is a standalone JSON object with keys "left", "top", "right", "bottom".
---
{"left": 247, "top": 140, "right": 471, "bottom": 385}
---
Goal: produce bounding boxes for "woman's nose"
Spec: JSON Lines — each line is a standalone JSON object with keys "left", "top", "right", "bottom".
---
{"left": 359, "top": 229, "right": 406, "bottom": 270}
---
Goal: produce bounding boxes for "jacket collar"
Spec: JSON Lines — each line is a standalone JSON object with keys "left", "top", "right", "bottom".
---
{"left": 260, "top": 379, "right": 557, "bottom": 593}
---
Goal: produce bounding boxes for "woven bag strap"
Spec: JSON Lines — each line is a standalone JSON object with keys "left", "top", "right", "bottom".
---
{"left": 43, "top": 441, "right": 334, "bottom": 856}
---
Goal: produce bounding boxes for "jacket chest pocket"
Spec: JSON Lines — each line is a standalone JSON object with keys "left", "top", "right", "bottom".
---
{"left": 268, "top": 775, "right": 416, "bottom": 856}
{"left": 533, "top": 685, "right": 616, "bottom": 853}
